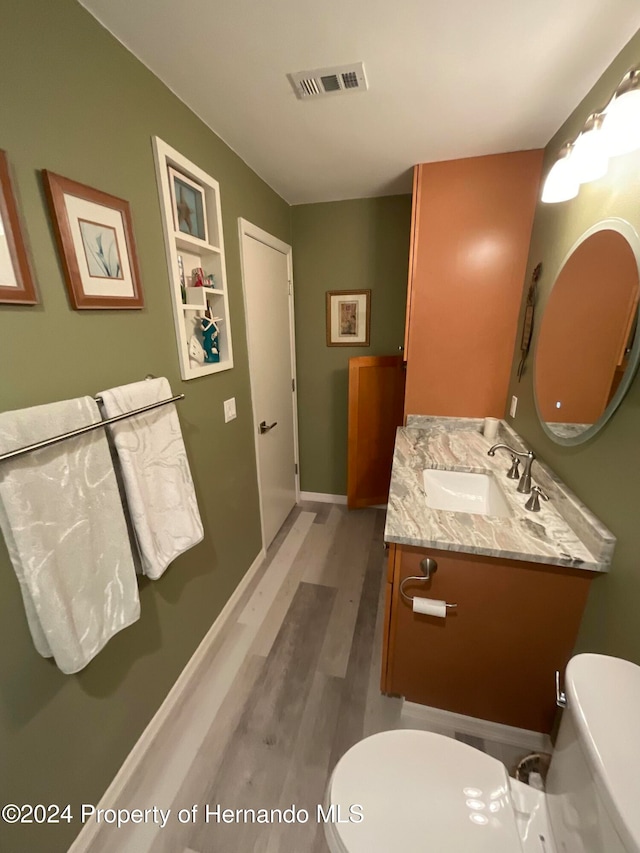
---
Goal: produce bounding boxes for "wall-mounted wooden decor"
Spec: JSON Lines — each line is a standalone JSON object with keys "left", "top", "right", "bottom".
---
{"left": 0, "top": 150, "right": 37, "bottom": 305}
{"left": 43, "top": 171, "right": 143, "bottom": 309}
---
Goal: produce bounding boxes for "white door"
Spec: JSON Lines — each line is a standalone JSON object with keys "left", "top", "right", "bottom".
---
{"left": 239, "top": 220, "right": 298, "bottom": 548}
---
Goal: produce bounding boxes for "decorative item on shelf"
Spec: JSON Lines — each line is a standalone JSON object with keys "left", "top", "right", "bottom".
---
{"left": 0, "top": 149, "right": 38, "bottom": 305}
{"left": 206, "top": 273, "right": 216, "bottom": 288}
{"left": 326, "top": 289, "right": 371, "bottom": 346}
{"left": 201, "top": 311, "right": 222, "bottom": 363}
{"left": 517, "top": 262, "right": 542, "bottom": 381}
{"left": 188, "top": 334, "right": 205, "bottom": 365}
{"left": 177, "top": 253, "right": 186, "bottom": 303}
{"left": 192, "top": 266, "right": 206, "bottom": 287}
{"left": 42, "top": 170, "right": 143, "bottom": 309}
{"left": 168, "top": 167, "right": 208, "bottom": 241}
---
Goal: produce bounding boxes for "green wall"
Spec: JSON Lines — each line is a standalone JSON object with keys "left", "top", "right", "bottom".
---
{"left": 505, "top": 31, "right": 640, "bottom": 662}
{"left": 292, "top": 197, "right": 411, "bottom": 495}
{"left": 0, "top": 1, "right": 290, "bottom": 850}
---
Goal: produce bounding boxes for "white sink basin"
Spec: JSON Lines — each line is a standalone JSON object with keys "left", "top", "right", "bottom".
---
{"left": 422, "top": 469, "right": 511, "bottom": 518}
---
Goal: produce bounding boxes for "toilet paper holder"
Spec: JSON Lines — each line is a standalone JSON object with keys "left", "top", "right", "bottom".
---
{"left": 399, "top": 557, "right": 457, "bottom": 609}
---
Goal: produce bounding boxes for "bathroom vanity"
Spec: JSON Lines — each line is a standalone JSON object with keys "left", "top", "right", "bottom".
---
{"left": 382, "top": 417, "right": 615, "bottom": 733}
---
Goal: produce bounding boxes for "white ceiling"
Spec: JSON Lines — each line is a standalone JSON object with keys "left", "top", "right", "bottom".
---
{"left": 79, "top": 0, "right": 640, "bottom": 205}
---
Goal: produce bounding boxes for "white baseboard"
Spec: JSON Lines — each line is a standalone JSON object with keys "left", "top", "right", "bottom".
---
{"left": 298, "top": 492, "right": 387, "bottom": 511}
{"left": 299, "top": 491, "right": 347, "bottom": 504}
{"left": 401, "top": 701, "right": 552, "bottom": 753}
{"left": 67, "top": 547, "right": 266, "bottom": 853}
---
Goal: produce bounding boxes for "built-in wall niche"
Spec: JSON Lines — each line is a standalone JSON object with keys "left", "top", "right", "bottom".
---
{"left": 152, "top": 137, "right": 233, "bottom": 379}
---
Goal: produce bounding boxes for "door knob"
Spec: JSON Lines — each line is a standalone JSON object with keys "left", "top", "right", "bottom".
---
{"left": 259, "top": 420, "right": 278, "bottom": 434}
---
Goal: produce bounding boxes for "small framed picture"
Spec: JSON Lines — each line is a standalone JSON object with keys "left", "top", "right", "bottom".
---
{"left": 0, "top": 150, "right": 37, "bottom": 305}
{"left": 326, "top": 289, "right": 371, "bottom": 346}
{"left": 168, "top": 167, "right": 208, "bottom": 243}
{"left": 43, "top": 171, "right": 143, "bottom": 309}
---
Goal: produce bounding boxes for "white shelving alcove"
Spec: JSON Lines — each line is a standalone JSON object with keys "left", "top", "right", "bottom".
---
{"left": 152, "top": 137, "right": 233, "bottom": 379}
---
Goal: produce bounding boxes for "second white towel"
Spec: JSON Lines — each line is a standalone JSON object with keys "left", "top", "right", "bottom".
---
{"left": 98, "top": 377, "right": 204, "bottom": 580}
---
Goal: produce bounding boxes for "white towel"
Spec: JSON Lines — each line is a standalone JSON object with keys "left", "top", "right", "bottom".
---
{"left": 0, "top": 397, "right": 140, "bottom": 674}
{"left": 98, "top": 378, "right": 204, "bottom": 580}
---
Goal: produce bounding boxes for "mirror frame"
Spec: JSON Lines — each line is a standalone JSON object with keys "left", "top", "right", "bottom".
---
{"left": 534, "top": 217, "right": 640, "bottom": 446}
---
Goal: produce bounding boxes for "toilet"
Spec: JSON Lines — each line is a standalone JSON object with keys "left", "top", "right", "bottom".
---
{"left": 324, "top": 654, "right": 640, "bottom": 852}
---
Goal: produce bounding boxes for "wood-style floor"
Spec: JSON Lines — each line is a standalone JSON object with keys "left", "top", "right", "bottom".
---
{"left": 87, "top": 503, "right": 534, "bottom": 853}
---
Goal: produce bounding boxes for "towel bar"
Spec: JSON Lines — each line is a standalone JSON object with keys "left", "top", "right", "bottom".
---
{"left": 0, "top": 393, "right": 185, "bottom": 464}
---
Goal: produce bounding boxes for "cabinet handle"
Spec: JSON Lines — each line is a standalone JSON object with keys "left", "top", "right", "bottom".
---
{"left": 555, "top": 670, "right": 567, "bottom": 708}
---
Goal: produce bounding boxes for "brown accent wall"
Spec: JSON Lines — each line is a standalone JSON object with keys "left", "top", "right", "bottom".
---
{"left": 404, "top": 152, "right": 543, "bottom": 418}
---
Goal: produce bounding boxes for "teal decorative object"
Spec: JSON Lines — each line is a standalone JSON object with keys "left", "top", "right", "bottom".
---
{"left": 201, "top": 315, "right": 221, "bottom": 363}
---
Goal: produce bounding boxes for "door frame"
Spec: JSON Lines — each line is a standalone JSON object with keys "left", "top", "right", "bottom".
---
{"left": 237, "top": 218, "right": 300, "bottom": 550}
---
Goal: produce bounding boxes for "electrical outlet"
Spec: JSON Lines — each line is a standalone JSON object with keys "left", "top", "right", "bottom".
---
{"left": 510, "top": 395, "right": 518, "bottom": 418}
{"left": 224, "top": 397, "right": 237, "bottom": 423}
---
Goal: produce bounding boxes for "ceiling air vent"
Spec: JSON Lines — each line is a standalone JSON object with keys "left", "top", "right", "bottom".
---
{"left": 288, "top": 62, "right": 368, "bottom": 100}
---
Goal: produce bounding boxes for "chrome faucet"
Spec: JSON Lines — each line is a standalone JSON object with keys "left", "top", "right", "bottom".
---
{"left": 487, "top": 444, "right": 536, "bottom": 494}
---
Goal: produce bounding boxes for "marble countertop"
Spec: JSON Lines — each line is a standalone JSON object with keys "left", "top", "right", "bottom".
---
{"left": 384, "top": 417, "right": 615, "bottom": 572}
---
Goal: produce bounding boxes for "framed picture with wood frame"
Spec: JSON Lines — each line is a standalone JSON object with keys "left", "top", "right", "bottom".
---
{"left": 167, "top": 166, "right": 208, "bottom": 243}
{"left": 0, "top": 150, "right": 38, "bottom": 305}
{"left": 43, "top": 170, "right": 143, "bottom": 309}
{"left": 326, "top": 289, "right": 371, "bottom": 346}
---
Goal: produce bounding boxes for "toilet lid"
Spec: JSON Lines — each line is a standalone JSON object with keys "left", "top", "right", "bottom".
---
{"left": 325, "top": 729, "right": 522, "bottom": 853}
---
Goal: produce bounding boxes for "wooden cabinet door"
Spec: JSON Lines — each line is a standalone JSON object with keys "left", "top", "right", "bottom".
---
{"left": 386, "top": 545, "right": 592, "bottom": 733}
{"left": 347, "top": 355, "right": 405, "bottom": 508}
{"left": 403, "top": 151, "right": 543, "bottom": 419}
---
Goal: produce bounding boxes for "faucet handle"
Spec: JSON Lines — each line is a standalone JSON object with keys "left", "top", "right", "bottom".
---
{"left": 507, "top": 455, "right": 520, "bottom": 480}
{"left": 525, "top": 485, "right": 549, "bottom": 512}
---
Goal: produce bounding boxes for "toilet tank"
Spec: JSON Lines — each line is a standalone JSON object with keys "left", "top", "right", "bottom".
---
{"left": 546, "top": 654, "right": 640, "bottom": 853}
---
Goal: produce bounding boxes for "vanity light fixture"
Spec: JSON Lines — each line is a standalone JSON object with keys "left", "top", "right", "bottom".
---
{"left": 571, "top": 113, "right": 609, "bottom": 183}
{"left": 540, "top": 143, "right": 579, "bottom": 204}
{"left": 542, "top": 66, "right": 640, "bottom": 203}
{"left": 601, "top": 68, "right": 640, "bottom": 157}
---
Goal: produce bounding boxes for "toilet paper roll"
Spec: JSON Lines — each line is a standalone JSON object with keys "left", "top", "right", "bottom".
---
{"left": 413, "top": 597, "right": 447, "bottom": 618}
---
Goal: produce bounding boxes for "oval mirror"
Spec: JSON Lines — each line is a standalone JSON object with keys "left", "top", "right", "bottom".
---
{"left": 534, "top": 220, "right": 640, "bottom": 444}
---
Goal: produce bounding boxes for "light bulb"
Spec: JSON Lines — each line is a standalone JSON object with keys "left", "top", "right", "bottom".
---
{"left": 541, "top": 145, "right": 579, "bottom": 203}
{"left": 571, "top": 115, "right": 608, "bottom": 183}
{"left": 602, "top": 70, "right": 640, "bottom": 157}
